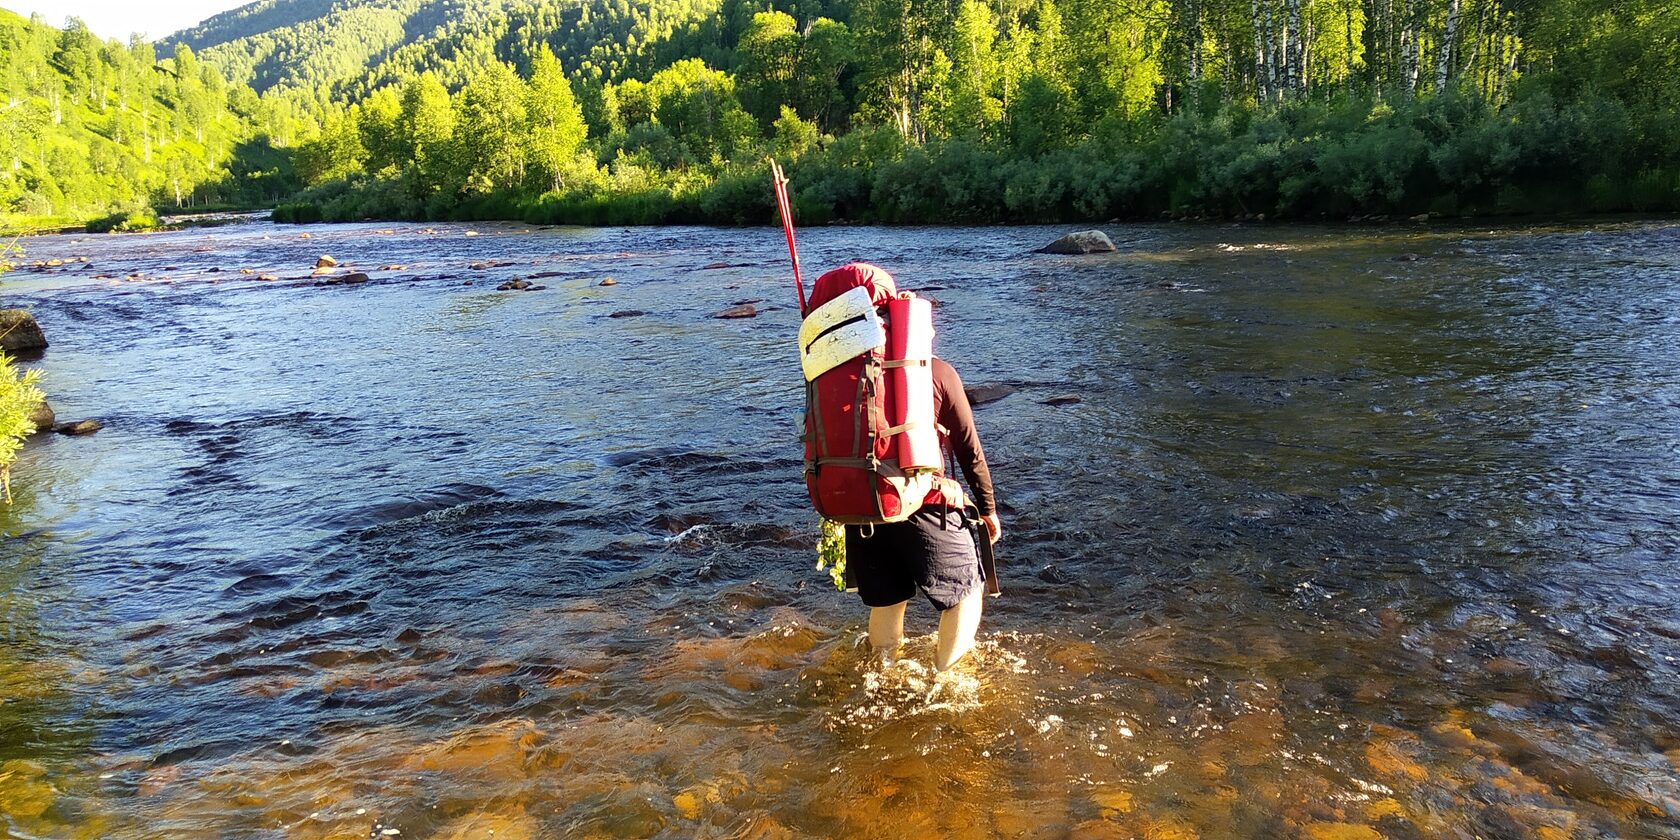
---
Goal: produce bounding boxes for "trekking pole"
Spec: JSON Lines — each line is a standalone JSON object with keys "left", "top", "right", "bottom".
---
{"left": 769, "top": 159, "right": 807, "bottom": 316}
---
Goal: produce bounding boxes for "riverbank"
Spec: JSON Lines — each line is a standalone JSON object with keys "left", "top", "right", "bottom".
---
{"left": 271, "top": 92, "right": 1680, "bottom": 230}
{"left": 1, "top": 209, "right": 274, "bottom": 240}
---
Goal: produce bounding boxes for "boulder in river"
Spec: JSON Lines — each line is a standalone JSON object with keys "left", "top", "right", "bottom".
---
{"left": 1041, "top": 230, "right": 1117, "bottom": 254}
{"left": 965, "top": 383, "right": 1017, "bottom": 405}
{"left": 27, "top": 399, "right": 54, "bottom": 434}
{"left": 315, "top": 255, "right": 338, "bottom": 268}
{"left": 599, "top": 277, "right": 618, "bottom": 286}
{"left": 609, "top": 310, "right": 646, "bottom": 318}
{"left": 1041, "top": 394, "right": 1083, "bottom": 406}
{"left": 54, "top": 419, "right": 103, "bottom": 436}
{"left": 715, "top": 304, "right": 758, "bottom": 319}
{"left": 0, "top": 310, "right": 47, "bottom": 354}
{"left": 497, "top": 279, "right": 532, "bottom": 292}
{"left": 340, "top": 273, "right": 370, "bottom": 285}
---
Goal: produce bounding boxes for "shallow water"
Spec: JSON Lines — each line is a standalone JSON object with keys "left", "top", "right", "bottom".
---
{"left": 3, "top": 218, "right": 1680, "bottom": 838}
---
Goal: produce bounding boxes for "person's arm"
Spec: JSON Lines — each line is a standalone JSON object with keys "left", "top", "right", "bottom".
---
{"left": 932, "top": 359, "right": 998, "bottom": 541}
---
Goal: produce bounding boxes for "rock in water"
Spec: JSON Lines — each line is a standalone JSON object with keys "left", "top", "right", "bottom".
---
{"left": 715, "top": 304, "right": 758, "bottom": 319}
{"left": 1041, "top": 230, "right": 1117, "bottom": 254}
{"left": 54, "top": 420, "right": 103, "bottom": 436}
{"left": 315, "top": 255, "right": 338, "bottom": 268}
{"left": 609, "top": 310, "right": 646, "bottom": 318}
{"left": 1042, "top": 394, "right": 1083, "bottom": 406}
{"left": 340, "top": 272, "right": 370, "bottom": 284}
{"left": 965, "top": 383, "right": 1017, "bottom": 405}
{"left": 599, "top": 277, "right": 617, "bottom": 286}
{"left": 26, "top": 399, "right": 54, "bottom": 434}
{"left": 0, "top": 310, "right": 47, "bottom": 353}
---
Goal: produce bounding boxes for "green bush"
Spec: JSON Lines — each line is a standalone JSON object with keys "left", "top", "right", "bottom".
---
{"left": 86, "top": 207, "right": 160, "bottom": 233}
{"left": 271, "top": 202, "right": 324, "bottom": 224}
{"left": 0, "top": 350, "right": 42, "bottom": 504}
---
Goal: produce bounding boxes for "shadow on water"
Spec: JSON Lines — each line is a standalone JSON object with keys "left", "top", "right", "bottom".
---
{"left": 2, "top": 220, "right": 1680, "bottom": 837}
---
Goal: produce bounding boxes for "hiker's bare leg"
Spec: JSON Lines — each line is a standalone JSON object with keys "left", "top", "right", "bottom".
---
{"left": 869, "top": 601, "right": 908, "bottom": 660}
{"left": 935, "top": 586, "right": 984, "bottom": 671}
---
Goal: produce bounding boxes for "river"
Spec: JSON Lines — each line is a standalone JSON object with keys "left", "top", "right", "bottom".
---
{"left": 2, "top": 219, "right": 1678, "bottom": 838}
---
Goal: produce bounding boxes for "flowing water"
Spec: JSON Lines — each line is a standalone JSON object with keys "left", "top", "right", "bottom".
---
{"left": 2, "top": 218, "right": 1680, "bottom": 839}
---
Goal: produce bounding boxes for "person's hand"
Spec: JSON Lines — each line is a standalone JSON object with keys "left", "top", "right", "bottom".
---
{"left": 981, "top": 513, "right": 1001, "bottom": 544}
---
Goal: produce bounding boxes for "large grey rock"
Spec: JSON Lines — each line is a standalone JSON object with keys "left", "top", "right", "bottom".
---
{"left": 715, "top": 304, "right": 758, "bottom": 319}
{"left": 965, "top": 383, "right": 1017, "bottom": 406}
{"left": 0, "top": 310, "right": 46, "bottom": 354}
{"left": 27, "top": 399, "right": 54, "bottom": 434}
{"left": 1041, "top": 230, "right": 1117, "bottom": 255}
{"left": 53, "top": 419, "right": 103, "bottom": 436}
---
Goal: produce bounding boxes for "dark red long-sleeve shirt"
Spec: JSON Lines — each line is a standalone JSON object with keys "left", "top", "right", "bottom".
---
{"left": 931, "top": 357, "right": 995, "bottom": 516}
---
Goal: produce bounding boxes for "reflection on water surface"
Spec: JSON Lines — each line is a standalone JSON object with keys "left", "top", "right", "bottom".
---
{"left": 2, "top": 219, "right": 1680, "bottom": 838}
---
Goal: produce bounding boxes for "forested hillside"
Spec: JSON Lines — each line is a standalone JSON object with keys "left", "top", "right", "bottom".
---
{"left": 0, "top": 10, "right": 294, "bottom": 232}
{"left": 245, "top": 0, "right": 1680, "bottom": 225}
{"left": 7, "top": 0, "right": 1680, "bottom": 230}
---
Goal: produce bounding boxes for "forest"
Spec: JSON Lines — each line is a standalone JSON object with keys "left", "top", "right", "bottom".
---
{"left": 2, "top": 0, "right": 1677, "bottom": 230}
{"left": 0, "top": 10, "right": 295, "bottom": 232}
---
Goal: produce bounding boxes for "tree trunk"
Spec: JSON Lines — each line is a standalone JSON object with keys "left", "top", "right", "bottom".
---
{"left": 1435, "top": 0, "right": 1461, "bottom": 91}
{"left": 1346, "top": 0, "right": 1357, "bottom": 91}
{"left": 1252, "top": 0, "right": 1270, "bottom": 102}
{"left": 1186, "top": 0, "right": 1203, "bottom": 102}
{"left": 1402, "top": 0, "right": 1420, "bottom": 93}
{"left": 1286, "top": 0, "right": 1303, "bottom": 93}
{"left": 1267, "top": 0, "right": 1282, "bottom": 98}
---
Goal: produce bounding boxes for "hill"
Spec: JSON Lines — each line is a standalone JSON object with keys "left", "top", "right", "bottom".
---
{"left": 162, "top": 0, "right": 773, "bottom": 106}
{"left": 0, "top": 9, "right": 292, "bottom": 232}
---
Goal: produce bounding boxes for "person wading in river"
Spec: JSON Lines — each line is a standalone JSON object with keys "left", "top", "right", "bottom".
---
{"left": 798, "top": 261, "right": 1001, "bottom": 672}
{"left": 848, "top": 354, "right": 1000, "bottom": 671}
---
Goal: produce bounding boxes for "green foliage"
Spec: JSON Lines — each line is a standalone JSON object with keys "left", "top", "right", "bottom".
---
{"left": 0, "top": 12, "right": 293, "bottom": 231}
{"left": 0, "top": 243, "right": 43, "bottom": 505}
{"left": 816, "top": 518, "right": 846, "bottom": 591}
{"left": 456, "top": 61, "right": 531, "bottom": 192}
{"left": 150, "top": 0, "right": 1680, "bottom": 226}
{"left": 85, "top": 206, "right": 159, "bottom": 233}
{"left": 0, "top": 353, "right": 42, "bottom": 504}
{"left": 771, "top": 106, "right": 819, "bottom": 161}
{"left": 526, "top": 48, "right": 590, "bottom": 192}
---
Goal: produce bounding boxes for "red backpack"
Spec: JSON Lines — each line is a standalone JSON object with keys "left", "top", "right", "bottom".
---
{"left": 799, "top": 263, "right": 949, "bottom": 523}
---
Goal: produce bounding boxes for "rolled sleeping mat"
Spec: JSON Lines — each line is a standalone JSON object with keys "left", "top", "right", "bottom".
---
{"left": 800, "top": 285, "right": 884, "bottom": 382}
{"left": 884, "top": 294, "right": 940, "bottom": 470}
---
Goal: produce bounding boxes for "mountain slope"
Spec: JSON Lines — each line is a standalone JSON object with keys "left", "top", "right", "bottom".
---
{"left": 163, "top": 0, "right": 767, "bottom": 103}
{"left": 0, "top": 8, "right": 289, "bottom": 228}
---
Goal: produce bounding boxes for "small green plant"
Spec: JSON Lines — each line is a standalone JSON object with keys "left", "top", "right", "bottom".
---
{"left": 0, "top": 355, "right": 43, "bottom": 503}
{"left": 0, "top": 236, "right": 45, "bottom": 504}
{"left": 816, "top": 518, "right": 847, "bottom": 591}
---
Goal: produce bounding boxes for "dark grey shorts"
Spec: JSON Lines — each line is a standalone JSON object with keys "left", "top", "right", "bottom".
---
{"left": 845, "top": 505, "right": 985, "bottom": 611}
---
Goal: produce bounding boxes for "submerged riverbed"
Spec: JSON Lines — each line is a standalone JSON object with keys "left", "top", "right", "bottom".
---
{"left": 3, "top": 219, "right": 1679, "bottom": 838}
